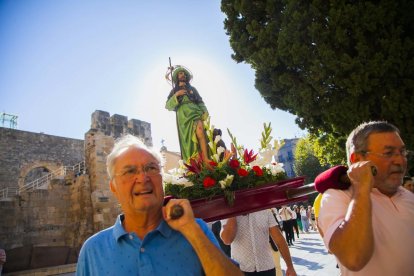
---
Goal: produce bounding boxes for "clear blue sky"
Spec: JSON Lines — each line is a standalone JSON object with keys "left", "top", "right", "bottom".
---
{"left": 0, "top": 0, "right": 306, "bottom": 153}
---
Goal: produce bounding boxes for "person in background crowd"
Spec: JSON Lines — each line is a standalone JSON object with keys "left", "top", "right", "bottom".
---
{"left": 313, "top": 193, "right": 323, "bottom": 236}
{"left": 306, "top": 206, "right": 313, "bottom": 230}
{"left": 279, "top": 205, "right": 296, "bottom": 246}
{"left": 292, "top": 205, "right": 302, "bottom": 236}
{"left": 299, "top": 205, "right": 309, "bottom": 233}
{"left": 270, "top": 208, "right": 283, "bottom": 276}
{"left": 318, "top": 121, "right": 414, "bottom": 275}
{"left": 402, "top": 176, "right": 414, "bottom": 193}
{"left": 309, "top": 207, "right": 317, "bottom": 232}
{"left": 211, "top": 220, "right": 231, "bottom": 257}
{"left": 221, "top": 210, "right": 297, "bottom": 276}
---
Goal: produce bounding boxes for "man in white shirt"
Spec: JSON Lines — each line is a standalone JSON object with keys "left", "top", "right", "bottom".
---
{"left": 221, "top": 210, "right": 297, "bottom": 276}
{"left": 278, "top": 205, "right": 296, "bottom": 246}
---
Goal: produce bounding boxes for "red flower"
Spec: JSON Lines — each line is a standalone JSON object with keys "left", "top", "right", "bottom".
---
{"left": 184, "top": 155, "right": 203, "bottom": 174}
{"left": 209, "top": 161, "right": 218, "bottom": 167}
{"left": 203, "top": 177, "right": 216, "bottom": 188}
{"left": 229, "top": 159, "right": 240, "bottom": 169}
{"left": 237, "top": 168, "right": 249, "bottom": 177}
{"left": 243, "top": 149, "right": 258, "bottom": 164}
{"left": 252, "top": 166, "right": 263, "bottom": 176}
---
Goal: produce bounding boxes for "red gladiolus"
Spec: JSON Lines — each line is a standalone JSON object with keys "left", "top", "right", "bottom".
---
{"left": 203, "top": 177, "right": 216, "bottom": 188}
{"left": 252, "top": 166, "right": 263, "bottom": 176}
{"left": 243, "top": 149, "right": 258, "bottom": 164}
{"left": 237, "top": 168, "right": 249, "bottom": 177}
{"left": 184, "top": 155, "right": 203, "bottom": 174}
{"left": 229, "top": 159, "right": 240, "bottom": 169}
{"left": 209, "top": 161, "right": 218, "bottom": 167}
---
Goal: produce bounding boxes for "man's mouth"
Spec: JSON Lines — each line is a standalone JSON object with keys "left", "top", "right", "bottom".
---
{"left": 390, "top": 169, "right": 404, "bottom": 175}
{"left": 133, "top": 190, "right": 153, "bottom": 196}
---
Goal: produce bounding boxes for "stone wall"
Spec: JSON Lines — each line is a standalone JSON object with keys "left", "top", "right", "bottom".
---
{"left": 0, "top": 128, "right": 84, "bottom": 190}
{"left": 85, "top": 110, "right": 153, "bottom": 232}
{"left": 1, "top": 175, "right": 89, "bottom": 272}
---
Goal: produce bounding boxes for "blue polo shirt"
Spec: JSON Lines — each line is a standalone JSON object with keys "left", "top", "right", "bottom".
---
{"left": 76, "top": 215, "right": 220, "bottom": 275}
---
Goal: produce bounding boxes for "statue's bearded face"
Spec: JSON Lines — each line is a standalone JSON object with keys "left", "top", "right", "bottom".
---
{"left": 177, "top": 71, "right": 187, "bottom": 82}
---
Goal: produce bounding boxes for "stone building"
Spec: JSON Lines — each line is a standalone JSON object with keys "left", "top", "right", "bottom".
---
{"left": 276, "top": 138, "right": 299, "bottom": 178}
{"left": 0, "top": 110, "right": 153, "bottom": 274}
{"left": 160, "top": 146, "right": 181, "bottom": 173}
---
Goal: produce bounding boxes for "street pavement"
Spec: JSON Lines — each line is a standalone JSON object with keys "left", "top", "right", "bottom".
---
{"left": 280, "top": 231, "right": 340, "bottom": 276}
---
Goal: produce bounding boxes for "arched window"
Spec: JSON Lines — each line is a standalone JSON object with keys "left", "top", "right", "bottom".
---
{"left": 24, "top": 166, "right": 50, "bottom": 186}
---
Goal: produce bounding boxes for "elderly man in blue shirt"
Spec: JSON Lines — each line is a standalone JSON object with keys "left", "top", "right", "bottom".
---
{"left": 76, "top": 134, "right": 241, "bottom": 275}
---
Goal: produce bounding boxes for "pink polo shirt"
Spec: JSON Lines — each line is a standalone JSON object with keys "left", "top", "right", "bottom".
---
{"left": 319, "top": 186, "right": 414, "bottom": 276}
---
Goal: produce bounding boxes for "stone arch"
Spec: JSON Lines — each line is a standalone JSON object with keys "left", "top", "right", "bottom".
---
{"left": 18, "top": 161, "right": 62, "bottom": 189}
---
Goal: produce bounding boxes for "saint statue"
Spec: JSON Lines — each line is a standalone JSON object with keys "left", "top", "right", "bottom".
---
{"left": 165, "top": 65, "right": 210, "bottom": 163}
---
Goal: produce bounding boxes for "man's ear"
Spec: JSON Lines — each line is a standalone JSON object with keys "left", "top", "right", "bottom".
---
{"left": 350, "top": 152, "right": 362, "bottom": 164}
{"left": 110, "top": 180, "right": 117, "bottom": 194}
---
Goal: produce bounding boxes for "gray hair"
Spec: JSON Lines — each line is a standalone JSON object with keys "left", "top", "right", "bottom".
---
{"left": 345, "top": 121, "right": 400, "bottom": 165}
{"left": 106, "top": 134, "right": 162, "bottom": 179}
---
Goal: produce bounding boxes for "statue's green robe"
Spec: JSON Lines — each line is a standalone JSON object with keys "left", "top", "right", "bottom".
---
{"left": 165, "top": 86, "right": 208, "bottom": 162}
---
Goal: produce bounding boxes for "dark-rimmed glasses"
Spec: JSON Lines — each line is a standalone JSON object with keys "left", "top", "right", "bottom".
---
{"left": 113, "top": 162, "right": 161, "bottom": 181}
{"left": 361, "top": 149, "right": 412, "bottom": 160}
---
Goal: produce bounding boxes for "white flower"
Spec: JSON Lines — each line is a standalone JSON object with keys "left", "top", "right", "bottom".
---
{"left": 266, "top": 163, "right": 285, "bottom": 176}
{"left": 214, "top": 135, "right": 222, "bottom": 144}
{"left": 176, "top": 177, "right": 194, "bottom": 187}
{"left": 217, "top": 146, "right": 225, "bottom": 156}
{"left": 249, "top": 155, "right": 266, "bottom": 167}
{"left": 163, "top": 172, "right": 194, "bottom": 187}
{"left": 163, "top": 173, "right": 174, "bottom": 184}
{"left": 250, "top": 146, "right": 278, "bottom": 167}
{"left": 168, "top": 168, "right": 178, "bottom": 175}
{"left": 219, "top": 174, "right": 234, "bottom": 189}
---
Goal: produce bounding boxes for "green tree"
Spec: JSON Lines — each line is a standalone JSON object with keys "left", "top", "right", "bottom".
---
{"left": 221, "top": 0, "right": 414, "bottom": 160}
{"left": 309, "top": 132, "right": 347, "bottom": 166}
{"left": 294, "top": 136, "right": 328, "bottom": 184}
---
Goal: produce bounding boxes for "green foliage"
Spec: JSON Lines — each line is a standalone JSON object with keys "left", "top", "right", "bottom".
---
{"left": 260, "top": 122, "right": 273, "bottom": 149}
{"left": 309, "top": 132, "right": 347, "bottom": 166}
{"left": 221, "top": 0, "right": 414, "bottom": 154}
{"left": 294, "top": 136, "right": 329, "bottom": 183}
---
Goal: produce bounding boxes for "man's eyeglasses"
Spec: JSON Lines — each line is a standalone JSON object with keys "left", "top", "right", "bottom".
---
{"left": 113, "top": 163, "right": 161, "bottom": 181}
{"left": 361, "top": 149, "right": 412, "bottom": 159}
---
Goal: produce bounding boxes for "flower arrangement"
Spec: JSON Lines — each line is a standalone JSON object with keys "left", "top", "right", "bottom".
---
{"left": 163, "top": 118, "right": 287, "bottom": 205}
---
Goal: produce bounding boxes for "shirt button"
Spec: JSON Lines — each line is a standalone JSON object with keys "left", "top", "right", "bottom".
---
{"left": 140, "top": 247, "right": 145, "bottom": 253}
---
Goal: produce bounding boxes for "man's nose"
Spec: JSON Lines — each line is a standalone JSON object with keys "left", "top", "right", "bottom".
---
{"left": 133, "top": 171, "right": 149, "bottom": 182}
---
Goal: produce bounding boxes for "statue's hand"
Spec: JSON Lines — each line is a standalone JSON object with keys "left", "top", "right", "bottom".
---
{"left": 175, "top": 89, "right": 187, "bottom": 97}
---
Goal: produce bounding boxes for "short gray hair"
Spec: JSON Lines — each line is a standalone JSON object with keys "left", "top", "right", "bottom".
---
{"left": 106, "top": 134, "right": 162, "bottom": 179}
{"left": 345, "top": 121, "right": 400, "bottom": 165}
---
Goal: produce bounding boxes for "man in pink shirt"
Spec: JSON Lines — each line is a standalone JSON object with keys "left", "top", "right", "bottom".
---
{"left": 318, "top": 121, "right": 414, "bottom": 275}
